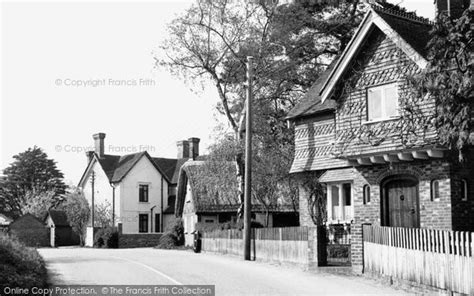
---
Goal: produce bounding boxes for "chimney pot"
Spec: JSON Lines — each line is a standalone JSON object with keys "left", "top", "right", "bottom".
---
{"left": 188, "top": 137, "right": 200, "bottom": 160}
{"left": 93, "top": 133, "right": 106, "bottom": 158}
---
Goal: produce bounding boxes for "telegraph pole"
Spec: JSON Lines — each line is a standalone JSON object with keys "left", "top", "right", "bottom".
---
{"left": 243, "top": 56, "right": 253, "bottom": 261}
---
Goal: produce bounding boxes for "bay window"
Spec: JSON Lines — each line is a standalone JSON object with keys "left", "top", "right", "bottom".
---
{"left": 327, "top": 182, "right": 353, "bottom": 223}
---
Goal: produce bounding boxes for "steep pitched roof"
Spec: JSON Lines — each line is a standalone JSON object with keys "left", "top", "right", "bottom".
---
{"left": 79, "top": 151, "right": 191, "bottom": 187}
{"left": 152, "top": 157, "right": 180, "bottom": 183}
{"left": 287, "top": 5, "right": 434, "bottom": 120}
{"left": 374, "top": 7, "right": 433, "bottom": 59}
{"left": 286, "top": 60, "right": 338, "bottom": 120}
{"left": 318, "top": 6, "right": 430, "bottom": 103}
{"left": 47, "top": 210, "right": 70, "bottom": 227}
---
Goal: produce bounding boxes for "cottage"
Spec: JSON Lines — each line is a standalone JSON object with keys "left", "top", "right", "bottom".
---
{"left": 8, "top": 214, "right": 49, "bottom": 247}
{"left": 287, "top": 0, "right": 473, "bottom": 268}
{"left": 45, "top": 210, "right": 80, "bottom": 247}
{"left": 78, "top": 133, "right": 198, "bottom": 246}
{"left": 175, "top": 161, "right": 299, "bottom": 246}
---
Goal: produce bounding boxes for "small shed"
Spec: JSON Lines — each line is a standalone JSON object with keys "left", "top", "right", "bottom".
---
{"left": 45, "top": 210, "right": 80, "bottom": 247}
{"left": 9, "top": 214, "right": 49, "bottom": 247}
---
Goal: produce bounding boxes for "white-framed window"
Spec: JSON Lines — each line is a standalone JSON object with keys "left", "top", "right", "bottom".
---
{"left": 461, "top": 179, "right": 468, "bottom": 201}
{"left": 363, "top": 184, "right": 371, "bottom": 205}
{"left": 138, "top": 184, "right": 149, "bottom": 202}
{"left": 367, "top": 83, "right": 399, "bottom": 121}
{"left": 431, "top": 179, "right": 440, "bottom": 201}
{"left": 327, "top": 182, "right": 353, "bottom": 223}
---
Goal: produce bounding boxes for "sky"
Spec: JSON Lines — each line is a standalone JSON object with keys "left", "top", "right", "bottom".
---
{"left": 0, "top": 0, "right": 436, "bottom": 185}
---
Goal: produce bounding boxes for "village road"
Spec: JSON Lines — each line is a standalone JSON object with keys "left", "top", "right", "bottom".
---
{"left": 39, "top": 248, "right": 409, "bottom": 296}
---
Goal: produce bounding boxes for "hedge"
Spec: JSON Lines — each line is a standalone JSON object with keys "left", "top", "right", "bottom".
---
{"left": 0, "top": 233, "right": 48, "bottom": 290}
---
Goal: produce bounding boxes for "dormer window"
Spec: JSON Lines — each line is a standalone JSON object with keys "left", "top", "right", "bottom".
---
{"left": 367, "top": 83, "right": 399, "bottom": 121}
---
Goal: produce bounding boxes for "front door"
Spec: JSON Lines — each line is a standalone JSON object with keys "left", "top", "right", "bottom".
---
{"left": 383, "top": 177, "right": 419, "bottom": 228}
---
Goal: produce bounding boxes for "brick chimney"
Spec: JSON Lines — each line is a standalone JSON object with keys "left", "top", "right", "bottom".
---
{"left": 435, "top": 0, "right": 470, "bottom": 19}
{"left": 188, "top": 137, "right": 200, "bottom": 160}
{"left": 93, "top": 133, "right": 106, "bottom": 159}
{"left": 177, "top": 140, "right": 190, "bottom": 159}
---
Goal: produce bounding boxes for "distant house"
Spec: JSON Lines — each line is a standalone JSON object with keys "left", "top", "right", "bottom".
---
{"left": 175, "top": 161, "right": 299, "bottom": 246}
{"left": 45, "top": 210, "right": 80, "bottom": 247}
{"left": 0, "top": 211, "right": 13, "bottom": 231}
{"left": 78, "top": 133, "right": 198, "bottom": 246}
{"left": 8, "top": 214, "right": 49, "bottom": 247}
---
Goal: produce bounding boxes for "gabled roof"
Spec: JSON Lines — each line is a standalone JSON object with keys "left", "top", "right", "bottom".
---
{"left": 78, "top": 151, "right": 191, "bottom": 187}
{"left": 319, "top": 6, "right": 431, "bottom": 103}
{"left": 286, "top": 60, "right": 338, "bottom": 120}
{"left": 47, "top": 210, "right": 70, "bottom": 227}
{"left": 287, "top": 5, "right": 434, "bottom": 120}
{"left": 374, "top": 7, "right": 432, "bottom": 59}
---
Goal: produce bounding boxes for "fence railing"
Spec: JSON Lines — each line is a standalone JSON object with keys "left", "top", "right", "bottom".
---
{"left": 363, "top": 225, "right": 474, "bottom": 295}
{"left": 201, "top": 226, "right": 317, "bottom": 266}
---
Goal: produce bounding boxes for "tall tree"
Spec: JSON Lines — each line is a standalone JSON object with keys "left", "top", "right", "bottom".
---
{"left": 21, "top": 190, "right": 64, "bottom": 219}
{"left": 411, "top": 9, "right": 473, "bottom": 161}
{"left": 157, "top": 0, "right": 363, "bottom": 221}
{"left": 0, "top": 146, "right": 66, "bottom": 217}
{"left": 58, "top": 190, "right": 90, "bottom": 246}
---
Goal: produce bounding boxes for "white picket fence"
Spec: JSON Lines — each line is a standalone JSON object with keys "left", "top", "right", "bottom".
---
{"left": 363, "top": 225, "right": 474, "bottom": 294}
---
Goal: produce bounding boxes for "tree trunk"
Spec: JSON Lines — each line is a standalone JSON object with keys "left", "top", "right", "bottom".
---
{"left": 265, "top": 210, "right": 270, "bottom": 227}
{"left": 236, "top": 152, "right": 245, "bottom": 222}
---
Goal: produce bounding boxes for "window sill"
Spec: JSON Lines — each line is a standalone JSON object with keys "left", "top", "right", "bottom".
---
{"left": 362, "top": 116, "right": 400, "bottom": 125}
{"left": 138, "top": 201, "right": 149, "bottom": 204}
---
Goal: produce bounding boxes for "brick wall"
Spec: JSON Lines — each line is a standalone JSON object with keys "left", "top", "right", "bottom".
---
{"left": 298, "top": 181, "right": 313, "bottom": 227}
{"left": 118, "top": 233, "right": 162, "bottom": 248}
{"left": 117, "top": 223, "right": 162, "bottom": 248}
{"left": 352, "top": 159, "right": 453, "bottom": 230}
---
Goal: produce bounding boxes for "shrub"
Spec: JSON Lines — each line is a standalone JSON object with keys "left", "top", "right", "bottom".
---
{"left": 93, "top": 227, "right": 118, "bottom": 248}
{"left": 0, "top": 233, "right": 48, "bottom": 290}
{"left": 156, "top": 218, "right": 185, "bottom": 249}
{"left": 165, "top": 218, "right": 184, "bottom": 246}
{"left": 156, "top": 233, "right": 178, "bottom": 249}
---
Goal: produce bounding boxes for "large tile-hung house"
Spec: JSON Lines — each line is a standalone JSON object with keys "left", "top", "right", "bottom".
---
{"left": 175, "top": 161, "right": 299, "bottom": 246}
{"left": 78, "top": 133, "right": 198, "bottom": 243}
{"left": 287, "top": 0, "right": 474, "bottom": 234}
